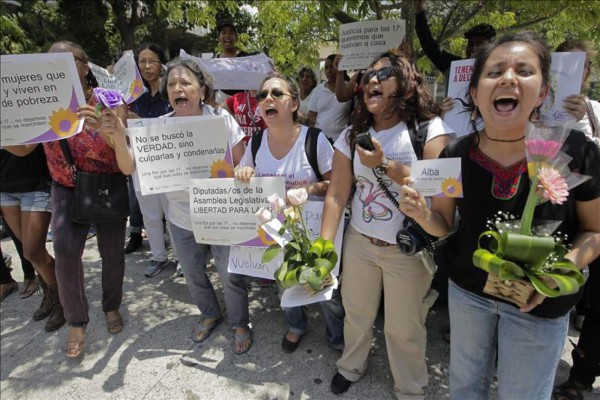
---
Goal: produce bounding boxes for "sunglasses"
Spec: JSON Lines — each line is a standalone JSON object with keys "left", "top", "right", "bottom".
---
{"left": 256, "top": 88, "right": 292, "bottom": 102}
{"left": 363, "top": 66, "right": 395, "bottom": 83}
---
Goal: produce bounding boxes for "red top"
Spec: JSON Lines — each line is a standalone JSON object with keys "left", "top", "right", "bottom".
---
{"left": 44, "top": 99, "right": 121, "bottom": 187}
{"left": 225, "top": 91, "right": 267, "bottom": 143}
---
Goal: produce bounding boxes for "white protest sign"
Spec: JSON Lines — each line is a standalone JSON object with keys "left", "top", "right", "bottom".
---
{"left": 88, "top": 50, "right": 144, "bottom": 104}
{"left": 540, "top": 52, "right": 585, "bottom": 125}
{"left": 128, "top": 116, "right": 232, "bottom": 195}
{"left": 444, "top": 52, "right": 586, "bottom": 134}
{"left": 189, "top": 177, "right": 286, "bottom": 245}
{"left": 339, "top": 20, "right": 406, "bottom": 70}
{"left": 443, "top": 58, "right": 480, "bottom": 136}
{"left": 0, "top": 53, "right": 85, "bottom": 146}
{"left": 180, "top": 49, "right": 274, "bottom": 90}
{"left": 229, "top": 199, "right": 345, "bottom": 309}
{"left": 411, "top": 158, "right": 463, "bottom": 198}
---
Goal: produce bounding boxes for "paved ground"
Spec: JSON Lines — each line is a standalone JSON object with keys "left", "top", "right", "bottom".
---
{"left": 1, "top": 233, "right": 598, "bottom": 400}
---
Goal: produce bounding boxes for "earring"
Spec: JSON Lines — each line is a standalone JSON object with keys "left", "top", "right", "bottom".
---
{"left": 470, "top": 106, "right": 478, "bottom": 121}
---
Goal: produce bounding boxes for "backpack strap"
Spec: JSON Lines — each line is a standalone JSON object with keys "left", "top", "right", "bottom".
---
{"left": 406, "top": 120, "right": 431, "bottom": 160}
{"left": 250, "top": 129, "right": 265, "bottom": 166}
{"left": 305, "top": 127, "right": 323, "bottom": 181}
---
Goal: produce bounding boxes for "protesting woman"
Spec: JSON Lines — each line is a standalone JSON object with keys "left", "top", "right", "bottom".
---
{"left": 400, "top": 32, "right": 600, "bottom": 398}
{"left": 235, "top": 72, "right": 345, "bottom": 353}
{"left": 320, "top": 49, "right": 453, "bottom": 397}
{"left": 6, "top": 41, "right": 134, "bottom": 358}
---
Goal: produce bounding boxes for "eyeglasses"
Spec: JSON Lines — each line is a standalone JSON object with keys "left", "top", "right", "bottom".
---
{"left": 139, "top": 59, "right": 160, "bottom": 66}
{"left": 363, "top": 66, "right": 395, "bottom": 83}
{"left": 256, "top": 88, "right": 292, "bottom": 102}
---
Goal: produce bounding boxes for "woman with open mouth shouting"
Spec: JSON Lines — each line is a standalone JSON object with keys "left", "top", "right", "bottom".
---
{"left": 320, "top": 49, "right": 454, "bottom": 398}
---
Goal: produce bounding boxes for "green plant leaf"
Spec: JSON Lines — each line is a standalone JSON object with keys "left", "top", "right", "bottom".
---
{"left": 262, "top": 243, "right": 281, "bottom": 263}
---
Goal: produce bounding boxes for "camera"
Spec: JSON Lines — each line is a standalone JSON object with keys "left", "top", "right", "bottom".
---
{"left": 354, "top": 132, "right": 375, "bottom": 151}
{"left": 396, "top": 222, "right": 437, "bottom": 256}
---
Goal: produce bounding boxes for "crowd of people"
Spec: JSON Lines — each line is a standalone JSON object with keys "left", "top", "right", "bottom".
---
{"left": 1, "top": 7, "right": 599, "bottom": 400}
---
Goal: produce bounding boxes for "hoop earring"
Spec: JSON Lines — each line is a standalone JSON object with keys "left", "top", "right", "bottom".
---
{"left": 470, "top": 107, "right": 479, "bottom": 121}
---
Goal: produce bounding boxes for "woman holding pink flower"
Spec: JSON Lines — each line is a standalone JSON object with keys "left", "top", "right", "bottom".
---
{"left": 400, "top": 32, "right": 600, "bottom": 399}
{"left": 235, "top": 72, "right": 344, "bottom": 353}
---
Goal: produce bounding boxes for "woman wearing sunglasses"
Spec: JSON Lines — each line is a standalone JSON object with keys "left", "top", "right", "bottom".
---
{"left": 320, "top": 50, "right": 454, "bottom": 397}
{"left": 235, "top": 72, "right": 345, "bottom": 353}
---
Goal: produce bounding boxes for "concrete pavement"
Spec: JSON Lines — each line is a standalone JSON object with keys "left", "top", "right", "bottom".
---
{"left": 1, "top": 234, "right": 598, "bottom": 400}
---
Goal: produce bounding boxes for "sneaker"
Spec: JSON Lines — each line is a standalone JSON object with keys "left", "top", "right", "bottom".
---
{"left": 145, "top": 259, "right": 171, "bottom": 278}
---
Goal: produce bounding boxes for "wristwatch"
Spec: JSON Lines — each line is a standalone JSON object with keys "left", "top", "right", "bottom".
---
{"left": 376, "top": 157, "right": 392, "bottom": 175}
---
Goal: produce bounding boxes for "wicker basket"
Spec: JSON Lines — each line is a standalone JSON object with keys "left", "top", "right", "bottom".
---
{"left": 483, "top": 273, "right": 536, "bottom": 308}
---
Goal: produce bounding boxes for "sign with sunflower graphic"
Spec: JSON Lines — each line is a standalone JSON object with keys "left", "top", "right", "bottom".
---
{"left": 128, "top": 116, "right": 233, "bottom": 195}
{"left": 189, "top": 177, "right": 286, "bottom": 245}
{"left": 88, "top": 50, "right": 144, "bottom": 105}
{"left": 410, "top": 158, "right": 463, "bottom": 198}
{"left": 0, "top": 53, "right": 85, "bottom": 146}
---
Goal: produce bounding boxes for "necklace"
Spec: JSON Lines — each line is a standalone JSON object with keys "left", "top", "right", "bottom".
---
{"left": 483, "top": 130, "right": 526, "bottom": 143}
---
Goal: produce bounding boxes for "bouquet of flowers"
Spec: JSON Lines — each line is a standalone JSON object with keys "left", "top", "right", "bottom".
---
{"left": 256, "top": 188, "right": 338, "bottom": 295}
{"left": 473, "top": 125, "right": 589, "bottom": 307}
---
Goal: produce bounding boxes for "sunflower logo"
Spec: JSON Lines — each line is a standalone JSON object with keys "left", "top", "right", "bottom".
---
{"left": 441, "top": 178, "right": 463, "bottom": 197}
{"left": 49, "top": 107, "right": 79, "bottom": 137}
{"left": 210, "top": 159, "right": 234, "bottom": 178}
{"left": 257, "top": 227, "right": 275, "bottom": 246}
{"left": 129, "top": 79, "right": 144, "bottom": 99}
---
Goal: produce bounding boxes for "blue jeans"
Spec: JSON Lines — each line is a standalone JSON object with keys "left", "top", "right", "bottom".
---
{"left": 169, "top": 222, "right": 249, "bottom": 329}
{"left": 448, "top": 279, "right": 568, "bottom": 400}
{"left": 281, "top": 286, "right": 345, "bottom": 346}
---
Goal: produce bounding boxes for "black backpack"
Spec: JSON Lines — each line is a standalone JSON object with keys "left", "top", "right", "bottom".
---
{"left": 250, "top": 127, "right": 323, "bottom": 181}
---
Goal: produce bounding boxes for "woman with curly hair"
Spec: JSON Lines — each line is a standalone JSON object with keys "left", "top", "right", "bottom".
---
{"left": 320, "top": 49, "right": 454, "bottom": 397}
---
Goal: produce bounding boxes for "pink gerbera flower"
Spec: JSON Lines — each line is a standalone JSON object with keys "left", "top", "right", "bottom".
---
{"left": 537, "top": 167, "right": 569, "bottom": 205}
{"left": 525, "top": 139, "right": 562, "bottom": 159}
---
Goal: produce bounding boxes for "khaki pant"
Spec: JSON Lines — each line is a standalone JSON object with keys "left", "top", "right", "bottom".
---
{"left": 337, "top": 226, "right": 433, "bottom": 397}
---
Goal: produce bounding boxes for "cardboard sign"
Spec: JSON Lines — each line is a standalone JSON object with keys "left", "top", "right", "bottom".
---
{"left": 128, "top": 116, "right": 232, "bottom": 195}
{"left": 88, "top": 50, "right": 144, "bottom": 104}
{"left": 180, "top": 50, "right": 274, "bottom": 91}
{"left": 0, "top": 53, "right": 85, "bottom": 145}
{"left": 189, "top": 177, "right": 286, "bottom": 245}
{"left": 339, "top": 20, "right": 406, "bottom": 70}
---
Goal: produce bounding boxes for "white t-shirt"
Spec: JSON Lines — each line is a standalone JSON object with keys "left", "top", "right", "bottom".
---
{"left": 308, "top": 82, "right": 352, "bottom": 142}
{"left": 335, "top": 117, "right": 454, "bottom": 244}
{"left": 564, "top": 98, "right": 600, "bottom": 139}
{"left": 240, "top": 125, "right": 334, "bottom": 190}
{"left": 299, "top": 91, "right": 314, "bottom": 117}
{"left": 165, "top": 105, "right": 245, "bottom": 231}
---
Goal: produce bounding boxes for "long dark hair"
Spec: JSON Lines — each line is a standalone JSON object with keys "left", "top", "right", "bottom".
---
{"left": 467, "top": 31, "right": 551, "bottom": 134}
{"left": 347, "top": 49, "right": 440, "bottom": 146}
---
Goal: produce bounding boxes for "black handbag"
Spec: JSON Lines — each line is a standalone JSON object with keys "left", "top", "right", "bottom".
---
{"left": 59, "top": 140, "right": 129, "bottom": 225}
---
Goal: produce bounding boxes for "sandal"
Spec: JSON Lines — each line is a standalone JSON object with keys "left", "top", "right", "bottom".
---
{"left": 553, "top": 378, "right": 592, "bottom": 400}
{"left": 65, "top": 325, "right": 86, "bottom": 359}
{"left": 106, "top": 310, "right": 124, "bottom": 334}
{"left": 0, "top": 281, "right": 18, "bottom": 302}
{"left": 233, "top": 328, "right": 253, "bottom": 355}
{"left": 191, "top": 315, "right": 223, "bottom": 343}
{"left": 20, "top": 277, "right": 39, "bottom": 299}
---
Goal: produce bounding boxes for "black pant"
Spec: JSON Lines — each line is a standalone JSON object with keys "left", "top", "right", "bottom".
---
{"left": 570, "top": 256, "right": 600, "bottom": 386}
